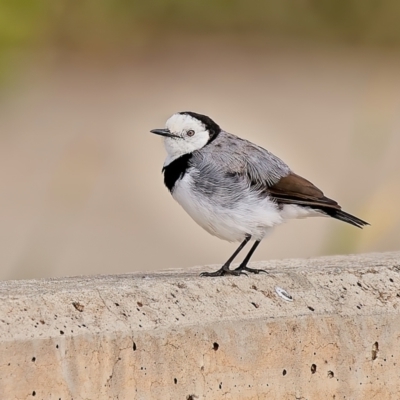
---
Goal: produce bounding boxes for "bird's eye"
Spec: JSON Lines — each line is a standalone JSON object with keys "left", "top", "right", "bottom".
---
{"left": 187, "top": 130, "right": 195, "bottom": 137}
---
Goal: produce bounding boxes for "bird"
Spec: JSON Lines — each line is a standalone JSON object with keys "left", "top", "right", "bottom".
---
{"left": 150, "top": 111, "right": 369, "bottom": 277}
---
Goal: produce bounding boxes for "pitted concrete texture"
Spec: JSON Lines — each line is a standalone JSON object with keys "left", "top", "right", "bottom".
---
{"left": 1, "top": 252, "right": 400, "bottom": 399}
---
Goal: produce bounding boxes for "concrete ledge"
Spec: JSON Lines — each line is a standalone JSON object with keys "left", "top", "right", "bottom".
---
{"left": 1, "top": 252, "right": 400, "bottom": 399}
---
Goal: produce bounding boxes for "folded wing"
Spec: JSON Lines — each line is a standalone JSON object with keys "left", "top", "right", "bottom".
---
{"left": 266, "top": 172, "right": 368, "bottom": 228}
{"left": 238, "top": 143, "right": 369, "bottom": 228}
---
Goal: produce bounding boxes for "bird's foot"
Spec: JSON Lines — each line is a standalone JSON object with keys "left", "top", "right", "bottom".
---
{"left": 200, "top": 264, "right": 246, "bottom": 277}
{"left": 234, "top": 265, "right": 268, "bottom": 274}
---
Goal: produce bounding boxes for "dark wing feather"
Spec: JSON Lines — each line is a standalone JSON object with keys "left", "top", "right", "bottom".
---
{"left": 267, "top": 172, "right": 369, "bottom": 228}
{"left": 267, "top": 172, "right": 340, "bottom": 209}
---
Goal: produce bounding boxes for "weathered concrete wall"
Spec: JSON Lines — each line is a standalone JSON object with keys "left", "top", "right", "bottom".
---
{"left": 1, "top": 252, "right": 400, "bottom": 399}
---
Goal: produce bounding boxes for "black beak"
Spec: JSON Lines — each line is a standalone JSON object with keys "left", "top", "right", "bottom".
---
{"left": 150, "top": 128, "right": 180, "bottom": 138}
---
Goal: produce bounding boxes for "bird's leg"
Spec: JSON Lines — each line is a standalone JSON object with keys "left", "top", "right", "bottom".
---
{"left": 234, "top": 240, "right": 267, "bottom": 274}
{"left": 200, "top": 236, "right": 251, "bottom": 277}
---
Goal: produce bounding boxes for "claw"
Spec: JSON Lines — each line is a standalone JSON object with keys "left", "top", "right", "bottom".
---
{"left": 200, "top": 265, "right": 247, "bottom": 277}
{"left": 234, "top": 265, "right": 268, "bottom": 275}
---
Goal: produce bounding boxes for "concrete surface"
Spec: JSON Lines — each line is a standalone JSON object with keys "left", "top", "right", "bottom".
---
{"left": 1, "top": 251, "right": 400, "bottom": 399}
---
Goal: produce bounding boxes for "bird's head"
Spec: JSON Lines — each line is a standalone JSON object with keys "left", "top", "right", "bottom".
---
{"left": 151, "top": 111, "right": 221, "bottom": 163}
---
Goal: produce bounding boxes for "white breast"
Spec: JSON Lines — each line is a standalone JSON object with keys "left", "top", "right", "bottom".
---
{"left": 172, "top": 172, "right": 284, "bottom": 242}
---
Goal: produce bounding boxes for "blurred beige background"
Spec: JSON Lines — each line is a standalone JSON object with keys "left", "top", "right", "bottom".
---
{"left": 1, "top": 2, "right": 400, "bottom": 280}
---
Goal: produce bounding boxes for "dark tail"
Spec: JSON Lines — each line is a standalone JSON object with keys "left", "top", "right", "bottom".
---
{"left": 324, "top": 209, "right": 369, "bottom": 229}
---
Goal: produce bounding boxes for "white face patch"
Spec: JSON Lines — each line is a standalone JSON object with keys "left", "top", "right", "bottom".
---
{"left": 163, "top": 113, "right": 210, "bottom": 165}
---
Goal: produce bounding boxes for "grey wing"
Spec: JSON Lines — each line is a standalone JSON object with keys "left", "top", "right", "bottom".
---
{"left": 193, "top": 131, "right": 291, "bottom": 188}
{"left": 237, "top": 138, "right": 291, "bottom": 186}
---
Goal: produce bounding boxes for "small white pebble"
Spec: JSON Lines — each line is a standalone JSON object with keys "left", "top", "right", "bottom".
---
{"left": 275, "top": 286, "right": 293, "bottom": 302}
